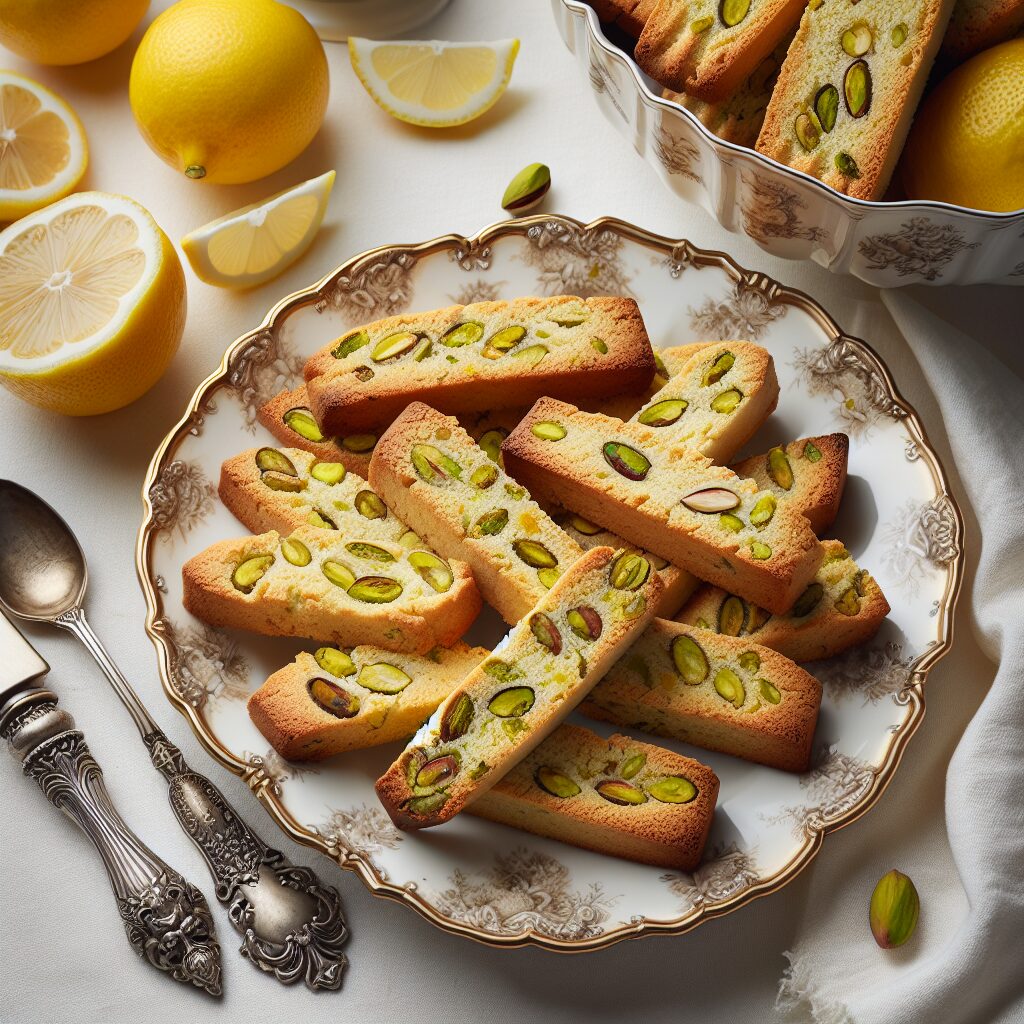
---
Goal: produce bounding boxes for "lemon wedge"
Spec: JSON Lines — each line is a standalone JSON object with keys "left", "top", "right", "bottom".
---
{"left": 348, "top": 38, "right": 520, "bottom": 127}
{"left": 0, "top": 191, "right": 186, "bottom": 416}
{"left": 181, "top": 170, "right": 335, "bottom": 289}
{"left": 0, "top": 71, "right": 88, "bottom": 222}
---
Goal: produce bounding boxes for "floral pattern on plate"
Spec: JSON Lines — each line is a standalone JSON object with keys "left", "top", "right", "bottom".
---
{"left": 138, "top": 215, "right": 962, "bottom": 951}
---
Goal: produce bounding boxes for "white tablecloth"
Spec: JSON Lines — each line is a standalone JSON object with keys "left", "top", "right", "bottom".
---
{"left": 1, "top": 3, "right": 1021, "bottom": 1022}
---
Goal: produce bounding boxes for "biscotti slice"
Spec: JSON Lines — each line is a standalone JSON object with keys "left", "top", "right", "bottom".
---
{"left": 368, "top": 403, "right": 585, "bottom": 625}
{"left": 585, "top": 0, "right": 659, "bottom": 37}
{"left": 258, "top": 385, "right": 378, "bottom": 477}
{"left": 940, "top": 0, "right": 1024, "bottom": 64}
{"left": 755, "top": 0, "right": 955, "bottom": 200}
{"left": 303, "top": 296, "right": 656, "bottom": 435}
{"left": 730, "top": 433, "right": 848, "bottom": 535}
{"left": 555, "top": 509, "right": 699, "bottom": 618}
{"left": 675, "top": 539, "right": 889, "bottom": 661}
{"left": 470, "top": 723, "right": 719, "bottom": 869}
{"left": 375, "top": 546, "right": 664, "bottom": 829}
{"left": 248, "top": 642, "right": 487, "bottom": 761}
{"left": 502, "top": 399, "right": 823, "bottom": 615}
{"left": 636, "top": 0, "right": 805, "bottom": 100}
{"left": 182, "top": 527, "right": 480, "bottom": 654}
{"left": 582, "top": 620, "right": 821, "bottom": 772}
{"left": 220, "top": 446, "right": 412, "bottom": 543}
{"left": 661, "top": 29, "right": 794, "bottom": 145}
{"left": 628, "top": 341, "right": 779, "bottom": 464}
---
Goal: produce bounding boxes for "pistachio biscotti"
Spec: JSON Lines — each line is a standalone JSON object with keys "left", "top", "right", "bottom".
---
{"left": 628, "top": 341, "right": 780, "bottom": 464}
{"left": 756, "top": 0, "right": 956, "bottom": 200}
{"left": 368, "top": 403, "right": 584, "bottom": 625}
{"left": 730, "top": 433, "right": 848, "bottom": 535}
{"left": 582, "top": 620, "right": 822, "bottom": 772}
{"left": 248, "top": 642, "right": 487, "bottom": 761}
{"left": 220, "top": 446, "right": 411, "bottom": 542}
{"left": 471, "top": 724, "right": 719, "bottom": 870}
{"left": 675, "top": 539, "right": 890, "bottom": 661}
{"left": 636, "top": 0, "right": 806, "bottom": 99}
{"left": 501, "top": 399, "right": 824, "bottom": 615}
{"left": 182, "top": 527, "right": 481, "bottom": 654}
{"left": 303, "top": 296, "right": 656, "bottom": 435}
{"left": 375, "top": 546, "right": 663, "bottom": 829}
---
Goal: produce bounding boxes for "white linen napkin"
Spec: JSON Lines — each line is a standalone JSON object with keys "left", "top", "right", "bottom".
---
{"left": 776, "top": 293, "right": 1024, "bottom": 1024}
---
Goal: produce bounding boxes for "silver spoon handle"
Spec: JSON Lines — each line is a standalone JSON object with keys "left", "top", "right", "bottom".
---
{"left": 1, "top": 690, "right": 222, "bottom": 995}
{"left": 56, "top": 608, "right": 349, "bottom": 990}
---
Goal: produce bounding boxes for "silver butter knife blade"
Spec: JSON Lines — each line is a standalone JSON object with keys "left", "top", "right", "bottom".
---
{"left": 0, "top": 610, "right": 49, "bottom": 707}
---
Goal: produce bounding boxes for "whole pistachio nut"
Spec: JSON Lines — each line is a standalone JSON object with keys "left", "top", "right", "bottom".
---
{"left": 596, "top": 779, "right": 647, "bottom": 806}
{"left": 671, "top": 634, "right": 709, "bottom": 684}
{"left": 283, "top": 407, "right": 325, "bottom": 442}
{"left": 348, "top": 575, "right": 403, "bottom": 603}
{"left": 488, "top": 685, "right": 536, "bottom": 718}
{"left": 529, "top": 612, "right": 563, "bottom": 655}
{"left": 315, "top": 646, "right": 357, "bottom": 678}
{"left": 232, "top": 554, "right": 274, "bottom": 593}
{"left": 355, "top": 489, "right": 388, "bottom": 520}
{"left": 869, "top": 869, "right": 920, "bottom": 949}
{"left": 281, "top": 536, "right": 312, "bottom": 566}
{"left": 256, "top": 447, "right": 297, "bottom": 476}
{"left": 603, "top": 441, "right": 651, "bottom": 481}
{"left": 308, "top": 677, "right": 359, "bottom": 719}
{"left": 535, "top": 766, "right": 581, "bottom": 799}
{"left": 440, "top": 693, "right": 475, "bottom": 742}
{"left": 408, "top": 551, "right": 454, "bottom": 593}
{"left": 501, "top": 162, "right": 551, "bottom": 213}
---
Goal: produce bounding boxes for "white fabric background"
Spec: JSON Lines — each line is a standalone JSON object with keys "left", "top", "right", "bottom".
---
{"left": 0, "top": 3, "right": 1021, "bottom": 1022}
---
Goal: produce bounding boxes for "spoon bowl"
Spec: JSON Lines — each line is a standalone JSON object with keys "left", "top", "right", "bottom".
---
{"left": 0, "top": 480, "right": 87, "bottom": 622}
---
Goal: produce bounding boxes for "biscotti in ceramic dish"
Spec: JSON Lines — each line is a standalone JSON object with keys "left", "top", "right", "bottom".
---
{"left": 220, "top": 446, "right": 411, "bottom": 542}
{"left": 303, "top": 296, "right": 656, "bottom": 434}
{"left": 636, "top": 0, "right": 806, "bottom": 99}
{"left": 248, "top": 642, "right": 487, "bottom": 761}
{"left": 755, "top": 0, "right": 956, "bottom": 200}
{"left": 730, "top": 434, "right": 848, "bottom": 535}
{"left": 675, "top": 539, "right": 889, "bottom": 661}
{"left": 940, "top": 0, "right": 1024, "bottom": 64}
{"left": 662, "top": 31, "right": 794, "bottom": 146}
{"left": 368, "top": 403, "right": 584, "bottom": 625}
{"left": 502, "top": 399, "right": 824, "bottom": 615}
{"left": 182, "top": 527, "right": 481, "bottom": 654}
{"left": 471, "top": 723, "right": 719, "bottom": 870}
{"left": 582, "top": 620, "right": 822, "bottom": 772}
{"left": 628, "top": 341, "right": 779, "bottom": 464}
{"left": 375, "top": 546, "right": 663, "bottom": 829}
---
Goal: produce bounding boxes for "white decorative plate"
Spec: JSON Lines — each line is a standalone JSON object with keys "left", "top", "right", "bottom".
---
{"left": 139, "top": 215, "right": 963, "bottom": 951}
{"left": 553, "top": 0, "right": 1024, "bottom": 287}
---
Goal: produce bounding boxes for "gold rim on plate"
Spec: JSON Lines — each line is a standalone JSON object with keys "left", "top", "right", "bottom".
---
{"left": 136, "top": 213, "right": 965, "bottom": 952}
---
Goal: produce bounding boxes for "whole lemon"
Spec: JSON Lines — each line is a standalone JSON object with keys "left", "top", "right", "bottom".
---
{"left": 902, "top": 39, "right": 1024, "bottom": 212}
{"left": 129, "top": 0, "right": 329, "bottom": 185}
{"left": 0, "top": 0, "right": 149, "bottom": 65}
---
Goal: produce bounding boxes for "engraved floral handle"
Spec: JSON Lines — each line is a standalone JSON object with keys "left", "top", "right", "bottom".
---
{"left": 1, "top": 691, "right": 222, "bottom": 995}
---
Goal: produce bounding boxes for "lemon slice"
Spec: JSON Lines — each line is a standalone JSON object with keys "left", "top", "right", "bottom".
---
{"left": 0, "top": 71, "right": 88, "bottom": 222}
{"left": 0, "top": 191, "right": 186, "bottom": 416}
{"left": 181, "top": 171, "right": 335, "bottom": 289}
{"left": 348, "top": 38, "right": 520, "bottom": 127}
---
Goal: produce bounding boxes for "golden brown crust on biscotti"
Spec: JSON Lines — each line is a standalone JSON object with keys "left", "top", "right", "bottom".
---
{"left": 219, "top": 445, "right": 409, "bottom": 542}
{"left": 628, "top": 341, "right": 779, "bottom": 464}
{"left": 368, "top": 403, "right": 584, "bottom": 625}
{"left": 675, "top": 539, "right": 889, "bottom": 661}
{"left": 501, "top": 398, "right": 824, "bottom": 615}
{"left": 470, "top": 724, "right": 719, "bottom": 870}
{"left": 248, "top": 642, "right": 487, "bottom": 761}
{"left": 375, "top": 546, "right": 664, "bottom": 830}
{"left": 585, "top": 0, "right": 659, "bottom": 37}
{"left": 755, "top": 0, "right": 955, "bottom": 200}
{"left": 636, "top": 0, "right": 805, "bottom": 100}
{"left": 181, "top": 527, "right": 481, "bottom": 654}
{"left": 303, "top": 296, "right": 656, "bottom": 435}
{"left": 940, "top": 0, "right": 1024, "bottom": 65}
{"left": 730, "top": 433, "right": 848, "bottom": 536}
{"left": 582, "top": 620, "right": 822, "bottom": 772}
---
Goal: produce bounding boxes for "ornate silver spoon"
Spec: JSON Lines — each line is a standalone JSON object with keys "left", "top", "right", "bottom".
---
{"left": 0, "top": 480, "right": 349, "bottom": 991}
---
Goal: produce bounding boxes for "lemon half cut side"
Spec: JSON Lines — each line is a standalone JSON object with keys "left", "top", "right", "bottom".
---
{"left": 0, "top": 71, "right": 88, "bottom": 222}
{"left": 348, "top": 37, "right": 520, "bottom": 127}
{"left": 0, "top": 192, "right": 186, "bottom": 416}
{"left": 181, "top": 170, "right": 335, "bottom": 288}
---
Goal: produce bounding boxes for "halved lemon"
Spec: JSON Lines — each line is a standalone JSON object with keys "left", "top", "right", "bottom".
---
{"left": 0, "top": 192, "right": 186, "bottom": 416}
{"left": 0, "top": 71, "right": 88, "bottom": 222}
{"left": 348, "top": 38, "right": 520, "bottom": 127}
{"left": 181, "top": 170, "right": 335, "bottom": 289}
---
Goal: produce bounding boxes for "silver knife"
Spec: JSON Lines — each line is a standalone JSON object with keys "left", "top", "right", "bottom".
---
{"left": 0, "top": 611, "right": 223, "bottom": 995}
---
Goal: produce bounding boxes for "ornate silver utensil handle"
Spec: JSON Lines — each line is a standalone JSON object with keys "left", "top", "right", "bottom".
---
{"left": 1, "top": 691, "right": 222, "bottom": 995}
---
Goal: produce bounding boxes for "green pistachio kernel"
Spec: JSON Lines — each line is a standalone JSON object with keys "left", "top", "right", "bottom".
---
{"left": 803, "top": 440, "right": 822, "bottom": 462}
{"left": 488, "top": 686, "right": 536, "bottom": 718}
{"left": 609, "top": 551, "right": 651, "bottom": 590}
{"left": 638, "top": 399, "right": 688, "bottom": 427}
{"left": 340, "top": 434, "right": 377, "bottom": 454}
{"left": 671, "top": 634, "right": 709, "bottom": 684}
{"left": 441, "top": 321, "right": 484, "bottom": 347}
{"left": 791, "top": 582, "right": 824, "bottom": 617}
{"left": 372, "top": 330, "right": 420, "bottom": 362}
{"left": 750, "top": 540, "right": 772, "bottom": 560}
{"left": 477, "top": 428, "right": 507, "bottom": 463}
{"left": 408, "top": 551, "right": 454, "bottom": 593}
{"left": 282, "top": 407, "right": 324, "bottom": 442}
{"left": 513, "top": 539, "right": 558, "bottom": 568}
{"left": 314, "top": 646, "right": 356, "bottom": 678}
{"left": 511, "top": 343, "right": 548, "bottom": 367}
{"left": 815, "top": 84, "right": 839, "bottom": 133}
{"left": 358, "top": 662, "right": 412, "bottom": 694}
{"left": 471, "top": 508, "right": 509, "bottom": 537}
{"left": 322, "top": 559, "right": 356, "bottom": 590}
{"left": 749, "top": 494, "right": 777, "bottom": 527}
{"left": 602, "top": 441, "right": 651, "bottom": 481}
{"left": 537, "top": 566, "right": 562, "bottom": 589}
{"left": 835, "top": 151, "right": 862, "bottom": 178}
{"left": 310, "top": 461, "right": 346, "bottom": 485}
{"left": 348, "top": 576, "right": 404, "bottom": 603}
{"left": 711, "top": 388, "right": 743, "bottom": 414}
{"left": 719, "top": 0, "right": 750, "bottom": 26}
{"left": 714, "top": 667, "right": 746, "bottom": 709}
{"left": 701, "top": 351, "right": 735, "bottom": 386}
{"left": 535, "top": 767, "right": 581, "bottom": 799}
{"left": 355, "top": 490, "right": 388, "bottom": 520}
{"left": 591, "top": 337, "right": 608, "bottom": 354}
{"left": 232, "top": 554, "right": 274, "bottom": 594}
{"left": 891, "top": 22, "right": 908, "bottom": 47}
{"left": 620, "top": 752, "right": 646, "bottom": 780}
{"left": 308, "top": 677, "right": 359, "bottom": 719}
{"left": 596, "top": 780, "right": 647, "bottom": 805}
{"left": 647, "top": 776, "right": 697, "bottom": 803}
{"left": 691, "top": 15, "right": 714, "bottom": 33}
{"left": 720, "top": 512, "right": 744, "bottom": 533}
{"left": 531, "top": 421, "right": 567, "bottom": 441}
{"left": 256, "top": 447, "right": 297, "bottom": 476}
{"left": 738, "top": 650, "right": 761, "bottom": 673}
{"left": 718, "top": 595, "right": 747, "bottom": 636}
{"left": 332, "top": 329, "right": 369, "bottom": 359}
{"left": 759, "top": 679, "right": 782, "bottom": 705}
{"left": 482, "top": 325, "right": 526, "bottom": 359}
{"left": 281, "top": 537, "right": 312, "bottom": 567}
{"left": 844, "top": 60, "right": 871, "bottom": 118}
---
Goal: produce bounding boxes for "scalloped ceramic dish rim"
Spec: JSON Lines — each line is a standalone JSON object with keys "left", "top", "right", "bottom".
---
{"left": 136, "top": 213, "right": 965, "bottom": 952}
{"left": 559, "top": 0, "right": 1024, "bottom": 221}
